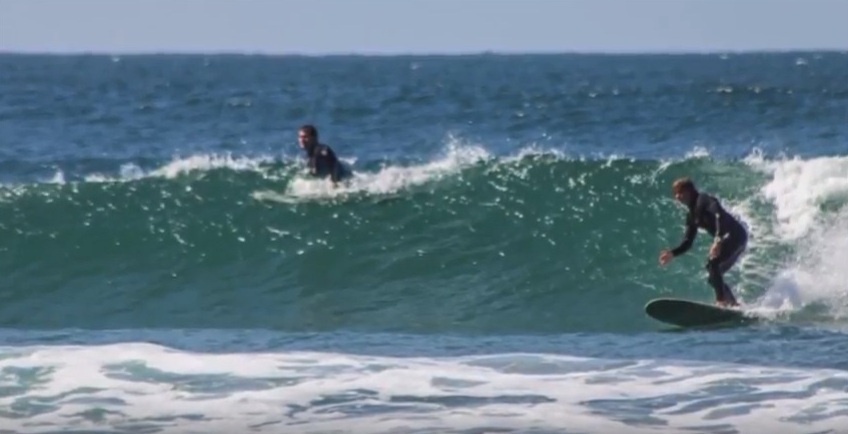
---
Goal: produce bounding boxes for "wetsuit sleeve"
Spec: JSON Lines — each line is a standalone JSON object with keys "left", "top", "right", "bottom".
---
{"left": 307, "top": 152, "right": 318, "bottom": 175}
{"left": 670, "top": 219, "right": 697, "bottom": 257}
{"left": 326, "top": 147, "right": 342, "bottom": 183}
{"left": 704, "top": 196, "right": 722, "bottom": 239}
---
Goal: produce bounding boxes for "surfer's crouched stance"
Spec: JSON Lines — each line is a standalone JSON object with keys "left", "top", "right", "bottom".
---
{"left": 297, "top": 124, "right": 349, "bottom": 186}
{"left": 659, "top": 177, "right": 748, "bottom": 307}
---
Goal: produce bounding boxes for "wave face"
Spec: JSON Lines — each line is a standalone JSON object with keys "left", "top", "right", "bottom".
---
{"left": 1, "top": 148, "right": 847, "bottom": 334}
{"left": 0, "top": 52, "right": 846, "bottom": 433}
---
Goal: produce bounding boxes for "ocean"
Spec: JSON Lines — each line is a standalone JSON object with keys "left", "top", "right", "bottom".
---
{"left": 0, "top": 51, "right": 847, "bottom": 433}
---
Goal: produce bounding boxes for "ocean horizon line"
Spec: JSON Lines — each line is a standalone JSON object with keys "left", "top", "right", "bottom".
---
{"left": 1, "top": 48, "right": 846, "bottom": 58}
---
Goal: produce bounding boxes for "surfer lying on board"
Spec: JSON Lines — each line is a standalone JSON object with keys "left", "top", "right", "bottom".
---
{"left": 297, "top": 124, "right": 348, "bottom": 186}
{"left": 659, "top": 177, "right": 748, "bottom": 308}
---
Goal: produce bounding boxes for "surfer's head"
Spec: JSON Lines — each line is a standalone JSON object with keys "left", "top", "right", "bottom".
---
{"left": 672, "top": 177, "right": 697, "bottom": 205}
{"left": 298, "top": 124, "right": 319, "bottom": 150}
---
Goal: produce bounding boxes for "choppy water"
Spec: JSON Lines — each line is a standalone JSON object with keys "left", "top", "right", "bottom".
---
{"left": 1, "top": 52, "right": 847, "bottom": 433}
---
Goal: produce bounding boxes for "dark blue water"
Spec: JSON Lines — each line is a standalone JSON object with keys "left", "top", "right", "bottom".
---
{"left": 0, "top": 52, "right": 846, "bottom": 433}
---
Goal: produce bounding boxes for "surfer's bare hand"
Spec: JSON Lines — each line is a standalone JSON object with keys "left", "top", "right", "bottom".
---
{"left": 709, "top": 241, "right": 721, "bottom": 259}
{"left": 659, "top": 250, "right": 673, "bottom": 266}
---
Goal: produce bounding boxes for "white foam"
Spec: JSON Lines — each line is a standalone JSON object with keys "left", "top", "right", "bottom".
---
{"left": 744, "top": 152, "right": 848, "bottom": 317}
{"left": 684, "top": 146, "right": 711, "bottom": 159}
{"left": 81, "top": 153, "right": 275, "bottom": 183}
{"left": 151, "top": 153, "right": 272, "bottom": 179}
{"left": 267, "top": 138, "right": 680, "bottom": 204}
{"left": 760, "top": 208, "right": 848, "bottom": 318}
{"left": 746, "top": 153, "right": 848, "bottom": 241}
{"left": 0, "top": 344, "right": 845, "bottom": 434}
{"left": 269, "top": 140, "right": 491, "bottom": 202}
{"left": 255, "top": 138, "right": 707, "bottom": 204}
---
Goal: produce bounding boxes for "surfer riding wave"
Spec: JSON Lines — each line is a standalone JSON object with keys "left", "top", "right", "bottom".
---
{"left": 659, "top": 177, "right": 749, "bottom": 307}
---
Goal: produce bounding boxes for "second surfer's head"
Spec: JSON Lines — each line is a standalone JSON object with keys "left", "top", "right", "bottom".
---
{"left": 298, "top": 124, "right": 319, "bottom": 151}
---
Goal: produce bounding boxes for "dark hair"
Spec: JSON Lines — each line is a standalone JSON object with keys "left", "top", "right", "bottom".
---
{"left": 672, "top": 177, "right": 696, "bottom": 194}
{"left": 299, "top": 124, "right": 318, "bottom": 138}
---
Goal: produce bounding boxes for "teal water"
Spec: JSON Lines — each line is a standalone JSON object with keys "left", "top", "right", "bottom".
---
{"left": 0, "top": 52, "right": 847, "bottom": 433}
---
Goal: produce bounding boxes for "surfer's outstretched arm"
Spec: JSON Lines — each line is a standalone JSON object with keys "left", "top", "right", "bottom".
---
{"left": 671, "top": 222, "right": 697, "bottom": 257}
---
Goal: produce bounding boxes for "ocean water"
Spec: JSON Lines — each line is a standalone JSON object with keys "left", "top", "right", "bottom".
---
{"left": 0, "top": 52, "right": 847, "bottom": 433}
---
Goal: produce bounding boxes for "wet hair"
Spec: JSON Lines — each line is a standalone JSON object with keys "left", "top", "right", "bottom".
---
{"left": 672, "top": 177, "right": 697, "bottom": 194}
{"left": 299, "top": 124, "right": 319, "bottom": 139}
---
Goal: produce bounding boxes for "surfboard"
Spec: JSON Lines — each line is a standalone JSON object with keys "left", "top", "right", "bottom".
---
{"left": 644, "top": 297, "right": 755, "bottom": 328}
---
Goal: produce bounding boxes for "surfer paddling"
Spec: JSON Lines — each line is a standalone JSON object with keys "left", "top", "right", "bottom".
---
{"left": 659, "top": 178, "right": 748, "bottom": 307}
{"left": 297, "top": 124, "right": 347, "bottom": 186}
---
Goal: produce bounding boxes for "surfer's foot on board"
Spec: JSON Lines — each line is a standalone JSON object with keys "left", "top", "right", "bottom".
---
{"left": 715, "top": 299, "right": 739, "bottom": 308}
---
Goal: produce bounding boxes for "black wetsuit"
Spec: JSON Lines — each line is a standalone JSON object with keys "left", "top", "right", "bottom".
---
{"left": 304, "top": 143, "right": 345, "bottom": 183}
{"left": 671, "top": 192, "right": 748, "bottom": 304}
